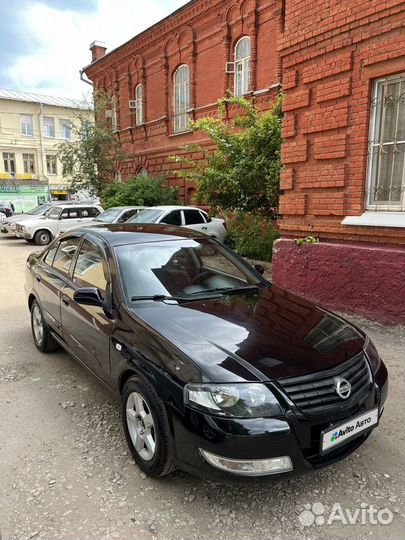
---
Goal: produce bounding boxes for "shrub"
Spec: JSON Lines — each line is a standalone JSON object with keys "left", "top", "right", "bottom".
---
{"left": 101, "top": 176, "right": 178, "bottom": 209}
{"left": 224, "top": 212, "right": 280, "bottom": 262}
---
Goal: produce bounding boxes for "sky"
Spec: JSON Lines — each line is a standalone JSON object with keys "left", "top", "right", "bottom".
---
{"left": 0, "top": 0, "right": 188, "bottom": 102}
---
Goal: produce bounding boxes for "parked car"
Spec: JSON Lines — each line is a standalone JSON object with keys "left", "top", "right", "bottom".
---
{"left": 88, "top": 206, "right": 146, "bottom": 225}
{"left": 1, "top": 201, "right": 73, "bottom": 236}
{"left": 127, "top": 206, "right": 227, "bottom": 241}
{"left": 25, "top": 224, "right": 388, "bottom": 479}
{"left": 15, "top": 203, "right": 103, "bottom": 245}
{"left": 0, "top": 202, "right": 13, "bottom": 218}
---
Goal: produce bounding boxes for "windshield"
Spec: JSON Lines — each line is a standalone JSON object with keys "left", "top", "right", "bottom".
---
{"left": 95, "top": 208, "right": 122, "bottom": 223}
{"left": 127, "top": 208, "right": 164, "bottom": 224}
{"left": 115, "top": 238, "right": 262, "bottom": 303}
{"left": 45, "top": 207, "right": 62, "bottom": 220}
{"left": 28, "top": 204, "right": 52, "bottom": 216}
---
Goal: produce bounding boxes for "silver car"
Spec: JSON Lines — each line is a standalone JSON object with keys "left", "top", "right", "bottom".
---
{"left": 89, "top": 206, "right": 146, "bottom": 225}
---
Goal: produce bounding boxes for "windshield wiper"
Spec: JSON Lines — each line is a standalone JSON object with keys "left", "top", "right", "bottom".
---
{"left": 188, "top": 284, "right": 261, "bottom": 296}
{"left": 130, "top": 294, "right": 187, "bottom": 302}
{"left": 130, "top": 292, "right": 224, "bottom": 302}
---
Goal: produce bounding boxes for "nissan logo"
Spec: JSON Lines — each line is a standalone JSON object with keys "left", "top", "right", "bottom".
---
{"left": 335, "top": 377, "right": 352, "bottom": 399}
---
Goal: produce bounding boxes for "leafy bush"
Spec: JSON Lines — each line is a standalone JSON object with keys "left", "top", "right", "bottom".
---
{"left": 101, "top": 176, "right": 178, "bottom": 209}
{"left": 171, "top": 94, "right": 282, "bottom": 217}
{"left": 224, "top": 213, "right": 280, "bottom": 262}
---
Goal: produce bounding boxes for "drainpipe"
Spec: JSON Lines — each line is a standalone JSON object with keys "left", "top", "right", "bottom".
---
{"left": 80, "top": 69, "right": 94, "bottom": 87}
{"left": 38, "top": 103, "right": 49, "bottom": 201}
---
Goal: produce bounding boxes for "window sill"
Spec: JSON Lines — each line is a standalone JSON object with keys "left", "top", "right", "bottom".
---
{"left": 342, "top": 212, "right": 405, "bottom": 228}
{"left": 168, "top": 130, "right": 193, "bottom": 138}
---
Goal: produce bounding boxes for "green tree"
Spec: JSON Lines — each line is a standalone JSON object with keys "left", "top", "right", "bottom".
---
{"left": 171, "top": 94, "right": 283, "bottom": 216}
{"left": 101, "top": 175, "right": 178, "bottom": 209}
{"left": 58, "top": 89, "right": 125, "bottom": 196}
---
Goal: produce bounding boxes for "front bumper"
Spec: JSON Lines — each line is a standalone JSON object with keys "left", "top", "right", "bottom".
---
{"left": 171, "top": 361, "right": 388, "bottom": 479}
{"left": 15, "top": 230, "right": 32, "bottom": 239}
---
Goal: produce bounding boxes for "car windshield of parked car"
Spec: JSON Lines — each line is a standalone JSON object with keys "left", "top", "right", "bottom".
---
{"left": 127, "top": 209, "right": 165, "bottom": 224}
{"left": 95, "top": 208, "right": 122, "bottom": 223}
{"left": 28, "top": 204, "right": 52, "bottom": 216}
{"left": 45, "top": 207, "right": 62, "bottom": 220}
{"left": 115, "top": 238, "right": 262, "bottom": 303}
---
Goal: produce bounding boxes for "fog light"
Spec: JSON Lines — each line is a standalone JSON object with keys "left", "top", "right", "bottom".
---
{"left": 199, "top": 449, "right": 293, "bottom": 476}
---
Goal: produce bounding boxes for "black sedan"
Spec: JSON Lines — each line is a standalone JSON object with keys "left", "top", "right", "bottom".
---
{"left": 25, "top": 224, "right": 388, "bottom": 478}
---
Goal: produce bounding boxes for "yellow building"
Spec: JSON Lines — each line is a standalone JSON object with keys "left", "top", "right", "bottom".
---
{"left": 0, "top": 89, "right": 93, "bottom": 212}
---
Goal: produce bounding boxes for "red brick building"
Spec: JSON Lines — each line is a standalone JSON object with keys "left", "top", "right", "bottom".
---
{"left": 83, "top": 0, "right": 405, "bottom": 324}
{"left": 272, "top": 0, "right": 405, "bottom": 324}
{"left": 83, "top": 0, "right": 283, "bottom": 202}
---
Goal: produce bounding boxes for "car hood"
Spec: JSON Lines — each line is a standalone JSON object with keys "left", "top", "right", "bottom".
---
{"left": 130, "top": 285, "right": 366, "bottom": 383}
{"left": 4, "top": 214, "right": 35, "bottom": 223}
{"left": 17, "top": 217, "right": 50, "bottom": 227}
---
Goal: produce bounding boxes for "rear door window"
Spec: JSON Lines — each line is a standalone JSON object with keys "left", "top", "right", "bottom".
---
{"left": 161, "top": 210, "right": 182, "bottom": 226}
{"left": 183, "top": 209, "right": 206, "bottom": 225}
{"left": 81, "top": 207, "right": 100, "bottom": 218}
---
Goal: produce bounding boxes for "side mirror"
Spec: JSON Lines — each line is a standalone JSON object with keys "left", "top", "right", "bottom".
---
{"left": 206, "top": 216, "right": 212, "bottom": 223}
{"left": 253, "top": 264, "right": 265, "bottom": 275}
{"left": 73, "top": 287, "right": 103, "bottom": 306}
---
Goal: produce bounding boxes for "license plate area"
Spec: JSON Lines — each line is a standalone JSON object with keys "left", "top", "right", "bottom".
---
{"left": 320, "top": 407, "right": 379, "bottom": 455}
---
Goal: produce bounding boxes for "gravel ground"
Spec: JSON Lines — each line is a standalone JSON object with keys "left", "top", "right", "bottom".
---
{"left": 0, "top": 234, "right": 404, "bottom": 540}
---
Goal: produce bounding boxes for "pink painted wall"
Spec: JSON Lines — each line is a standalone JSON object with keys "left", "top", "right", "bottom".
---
{"left": 272, "top": 239, "right": 405, "bottom": 325}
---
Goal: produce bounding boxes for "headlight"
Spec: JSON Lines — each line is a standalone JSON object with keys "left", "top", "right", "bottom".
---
{"left": 364, "top": 337, "right": 381, "bottom": 373}
{"left": 184, "top": 383, "right": 282, "bottom": 418}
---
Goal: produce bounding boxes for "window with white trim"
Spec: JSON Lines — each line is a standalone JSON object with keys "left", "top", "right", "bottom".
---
{"left": 60, "top": 119, "right": 72, "bottom": 139}
{"left": 3, "top": 152, "right": 15, "bottom": 173}
{"left": 234, "top": 37, "right": 250, "bottom": 97}
{"left": 20, "top": 115, "right": 33, "bottom": 136}
{"left": 135, "top": 84, "right": 143, "bottom": 126}
{"left": 23, "top": 153, "right": 35, "bottom": 174}
{"left": 46, "top": 154, "right": 57, "bottom": 175}
{"left": 43, "top": 116, "right": 55, "bottom": 138}
{"left": 366, "top": 74, "right": 405, "bottom": 211}
{"left": 173, "top": 65, "right": 190, "bottom": 133}
{"left": 111, "top": 96, "right": 118, "bottom": 132}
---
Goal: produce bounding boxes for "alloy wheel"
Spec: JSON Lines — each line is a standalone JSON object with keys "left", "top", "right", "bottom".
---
{"left": 126, "top": 392, "right": 156, "bottom": 461}
{"left": 32, "top": 304, "right": 44, "bottom": 345}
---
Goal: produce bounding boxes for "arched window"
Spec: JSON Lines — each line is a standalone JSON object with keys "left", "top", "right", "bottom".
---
{"left": 135, "top": 84, "right": 143, "bottom": 126}
{"left": 173, "top": 65, "right": 190, "bottom": 133}
{"left": 234, "top": 37, "right": 250, "bottom": 97}
{"left": 111, "top": 95, "right": 118, "bottom": 131}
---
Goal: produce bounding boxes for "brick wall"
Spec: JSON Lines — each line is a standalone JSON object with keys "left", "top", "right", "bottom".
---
{"left": 278, "top": 0, "right": 405, "bottom": 245}
{"left": 85, "top": 0, "right": 282, "bottom": 203}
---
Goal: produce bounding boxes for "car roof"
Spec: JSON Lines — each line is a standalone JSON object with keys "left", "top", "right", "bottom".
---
{"left": 72, "top": 223, "right": 206, "bottom": 246}
{"left": 146, "top": 205, "right": 206, "bottom": 212}
{"left": 50, "top": 203, "right": 101, "bottom": 209}
{"left": 106, "top": 206, "right": 146, "bottom": 211}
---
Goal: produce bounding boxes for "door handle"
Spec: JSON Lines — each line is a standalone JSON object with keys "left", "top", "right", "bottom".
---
{"left": 35, "top": 274, "right": 41, "bottom": 283}
{"left": 202, "top": 226, "right": 208, "bottom": 230}
{"left": 62, "top": 295, "right": 70, "bottom": 306}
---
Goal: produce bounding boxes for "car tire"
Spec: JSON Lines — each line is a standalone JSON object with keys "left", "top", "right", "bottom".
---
{"left": 122, "top": 376, "right": 175, "bottom": 477}
{"left": 34, "top": 229, "right": 52, "bottom": 246}
{"left": 30, "top": 300, "right": 59, "bottom": 353}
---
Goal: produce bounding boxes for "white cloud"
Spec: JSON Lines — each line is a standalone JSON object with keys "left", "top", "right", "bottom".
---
{"left": 7, "top": 0, "right": 186, "bottom": 100}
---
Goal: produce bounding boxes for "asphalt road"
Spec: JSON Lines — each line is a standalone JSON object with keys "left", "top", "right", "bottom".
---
{"left": 0, "top": 234, "right": 404, "bottom": 540}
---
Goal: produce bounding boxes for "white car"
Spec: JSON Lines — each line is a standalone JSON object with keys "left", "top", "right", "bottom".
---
{"left": 1, "top": 202, "right": 73, "bottom": 236}
{"left": 127, "top": 205, "right": 227, "bottom": 241}
{"left": 15, "top": 204, "right": 103, "bottom": 245}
